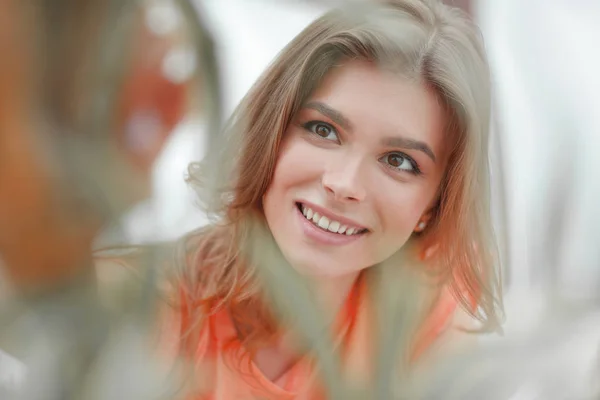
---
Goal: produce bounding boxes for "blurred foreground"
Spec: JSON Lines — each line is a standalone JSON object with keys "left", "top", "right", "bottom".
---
{"left": 1, "top": 0, "right": 599, "bottom": 399}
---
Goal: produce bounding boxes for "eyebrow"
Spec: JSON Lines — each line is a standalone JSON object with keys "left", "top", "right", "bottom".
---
{"left": 381, "top": 136, "right": 437, "bottom": 162}
{"left": 303, "top": 100, "right": 436, "bottom": 163}
{"left": 304, "top": 101, "right": 354, "bottom": 132}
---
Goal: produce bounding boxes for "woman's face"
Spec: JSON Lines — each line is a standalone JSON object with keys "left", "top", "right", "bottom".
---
{"left": 263, "top": 60, "right": 448, "bottom": 278}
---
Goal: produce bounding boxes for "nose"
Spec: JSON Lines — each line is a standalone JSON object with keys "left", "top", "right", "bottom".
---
{"left": 321, "top": 158, "right": 366, "bottom": 202}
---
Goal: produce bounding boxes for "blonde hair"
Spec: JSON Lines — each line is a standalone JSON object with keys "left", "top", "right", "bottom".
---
{"left": 178, "top": 0, "right": 502, "bottom": 355}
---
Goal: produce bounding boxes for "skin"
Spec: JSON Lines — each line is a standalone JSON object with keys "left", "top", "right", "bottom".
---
{"left": 259, "top": 59, "right": 449, "bottom": 382}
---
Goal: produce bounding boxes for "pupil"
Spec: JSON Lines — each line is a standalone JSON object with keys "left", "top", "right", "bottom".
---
{"left": 316, "top": 124, "right": 329, "bottom": 137}
{"left": 389, "top": 154, "right": 403, "bottom": 167}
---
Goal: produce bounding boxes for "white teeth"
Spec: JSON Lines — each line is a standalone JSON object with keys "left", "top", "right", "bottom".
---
{"left": 328, "top": 221, "right": 340, "bottom": 233}
{"left": 312, "top": 212, "right": 320, "bottom": 223}
{"left": 299, "top": 204, "right": 363, "bottom": 236}
{"left": 318, "top": 216, "right": 330, "bottom": 230}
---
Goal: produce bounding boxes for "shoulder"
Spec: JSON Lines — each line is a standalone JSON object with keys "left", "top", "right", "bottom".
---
{"left": 414, "top": 296, "right": 481, "bottom": 373}
{"left": 93, "top": 246, "right": 207, "bottom": 362}
{"left": 432, "top": 305, "right": 480, "bottom": 353}
{"left": 94, "top": 255, "right": 142, "bottom": 314}
{"left": 93, "top": 245, "right": 175, "bottom": 314}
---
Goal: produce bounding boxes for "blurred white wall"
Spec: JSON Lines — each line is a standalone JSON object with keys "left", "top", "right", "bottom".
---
{"left": 477, "top": 0, "right": 600, "bottom": 330}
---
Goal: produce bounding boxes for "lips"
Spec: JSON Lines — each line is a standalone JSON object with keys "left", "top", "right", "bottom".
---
{"left": 297, "top": 203, "right": 367, "bottom": 236}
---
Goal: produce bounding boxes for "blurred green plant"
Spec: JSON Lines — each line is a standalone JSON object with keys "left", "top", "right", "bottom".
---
{"left": 0, "top": 1, "right": 598, "bottom": 400}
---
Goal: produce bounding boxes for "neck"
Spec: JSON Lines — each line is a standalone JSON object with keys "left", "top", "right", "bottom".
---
{"left": 308, "top": 270, "right": 361, "bottom": 324}
{"left": 249, "top": 271, "right": 361, "bottom": 383}
{"left": 274, "top": 270, "right": 361, "bottom": 352}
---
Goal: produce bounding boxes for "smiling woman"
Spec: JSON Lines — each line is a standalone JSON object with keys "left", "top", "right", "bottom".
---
{"left": 263, "top": 60, "right": 448, "bottom": 281}
{"left": 100, "top": 0, "right": 503, "bottom": 398}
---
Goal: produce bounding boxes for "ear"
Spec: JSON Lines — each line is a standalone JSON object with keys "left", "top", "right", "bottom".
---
{"left": 414, "top": 207, "right": 439, "bottom": 261}
{"left": 414, "top": 209, "right": 435, "bottom": 233}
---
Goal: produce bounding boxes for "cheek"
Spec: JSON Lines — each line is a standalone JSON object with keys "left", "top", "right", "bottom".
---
{"left": 263, "top": 134, "right": 319, "bottom": 220}
{"left": 372, "top": 179, "right": 435, "bottom": 241}
{"left": 265, "top": 134, "right": 322, "bottom": 195}
{"left": 381, "top": 194, "right": 421, "bottom": 233}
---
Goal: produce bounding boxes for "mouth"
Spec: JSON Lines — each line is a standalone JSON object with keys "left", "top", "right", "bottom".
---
{"left": 295, "top": 202, "right": 368, "bottom": 236}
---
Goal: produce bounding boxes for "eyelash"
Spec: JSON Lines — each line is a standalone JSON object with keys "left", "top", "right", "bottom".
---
{"left": 380, "top": 153, "right": 421, "bottom": 176}
{"left": 301, "top": 120, "right": 422, "bottom": 176}
{"left": 302, "top": 120, "right": 339, "bottom": 142}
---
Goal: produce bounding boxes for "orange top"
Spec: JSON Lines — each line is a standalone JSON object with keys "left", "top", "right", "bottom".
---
{"left": 159, "top": 276, "right": 462, "bottom": 400}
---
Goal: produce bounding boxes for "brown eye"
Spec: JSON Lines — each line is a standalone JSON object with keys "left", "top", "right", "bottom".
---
{"left": 380, "top": 152, "right": 421, "bottom": 176}
{"left": 388, "top": 154, "right": 405, "bottom": 167}
{"left": 303, "top": 121, "right": 338, "bottom": 141}
{"left": 315, "top": 123, "right": 331, "bottom": 137}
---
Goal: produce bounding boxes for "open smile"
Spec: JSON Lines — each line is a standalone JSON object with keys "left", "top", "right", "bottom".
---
{"left": 295, "top": 202, "right": 368, "bottom": 245}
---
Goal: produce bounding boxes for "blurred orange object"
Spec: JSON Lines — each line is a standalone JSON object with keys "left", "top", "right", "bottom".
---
{"left": 0, "top": 2, "right": 187, "bottom": 292}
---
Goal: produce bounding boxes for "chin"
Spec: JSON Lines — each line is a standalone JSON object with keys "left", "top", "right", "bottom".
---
{"left": 281, "top": 249, "right": 362, "bottom": 278}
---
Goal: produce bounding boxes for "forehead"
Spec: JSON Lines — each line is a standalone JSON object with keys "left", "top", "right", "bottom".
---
{"left": 306, "top": 60, "right": 448, "bottom": 157}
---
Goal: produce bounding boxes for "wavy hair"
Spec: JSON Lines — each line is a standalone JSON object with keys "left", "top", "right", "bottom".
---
{"left": 174, "top": 0, "right": 502, "bottom": 356}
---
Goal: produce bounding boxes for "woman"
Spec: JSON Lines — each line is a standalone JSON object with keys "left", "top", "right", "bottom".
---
{"left": 101, "top": 0, "right": 503, "bottom": 398}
